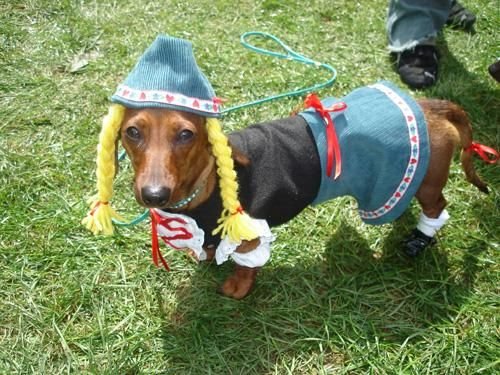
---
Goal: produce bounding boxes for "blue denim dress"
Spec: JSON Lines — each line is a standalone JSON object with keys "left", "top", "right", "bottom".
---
{"left": 299, "top": 81, "right": 430, "bottom": 225}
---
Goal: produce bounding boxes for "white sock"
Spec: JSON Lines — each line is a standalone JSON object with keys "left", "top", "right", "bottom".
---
{"left": 416, "top": 209, "right": 450, "bottom": 238}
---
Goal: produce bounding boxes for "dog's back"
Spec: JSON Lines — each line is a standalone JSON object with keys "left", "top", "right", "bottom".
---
{"left": 229, "top": 115, "right": 321, "bottom": 226}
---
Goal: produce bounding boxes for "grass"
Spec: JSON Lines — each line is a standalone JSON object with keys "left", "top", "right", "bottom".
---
{"left": 0, "top": 0, "right": 498, "bottom": 373}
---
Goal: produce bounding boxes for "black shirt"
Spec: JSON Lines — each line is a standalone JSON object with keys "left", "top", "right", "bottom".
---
{"left": 169, "top": 115, "right": 321, "bottom": 248}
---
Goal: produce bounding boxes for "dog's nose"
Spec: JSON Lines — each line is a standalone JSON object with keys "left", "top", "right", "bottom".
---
{"left": 141, "top": 186, "right": 171, "bottom": 207}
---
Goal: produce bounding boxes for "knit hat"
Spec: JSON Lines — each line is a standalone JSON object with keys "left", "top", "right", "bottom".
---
{"left": 111, "top": 34, "right": 222, "bottom": 117}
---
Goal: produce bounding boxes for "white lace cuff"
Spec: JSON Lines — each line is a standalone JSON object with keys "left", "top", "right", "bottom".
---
{"left": 215, "top": 219, "right": 275, "bottom": 268}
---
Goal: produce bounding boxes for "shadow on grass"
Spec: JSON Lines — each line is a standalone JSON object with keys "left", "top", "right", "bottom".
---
{"left": 155, "top": 212, "right": 488, "bottom": 372}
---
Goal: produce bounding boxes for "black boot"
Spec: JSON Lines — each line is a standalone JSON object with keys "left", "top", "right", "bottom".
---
{"left": 403, "top": 229, "right": 437, "bottom": 257}
{"left": 446, "top": 0, "right": 476, "bottom": 31}
{"left": 488, "top": 60, "right": 500, "bottom": 83}
{"left": 396, "top": 45, "right": 439, "bottom": 89}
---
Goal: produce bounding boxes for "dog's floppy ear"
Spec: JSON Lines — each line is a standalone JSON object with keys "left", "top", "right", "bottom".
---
{"left": 114, "top": 125, "right": 122, "bottom": 176}
{"left": 114, "top": 139, "right": 120, "bottom": 177}
{"left": 229, "top": 142, "right": 250, "bottom": 167}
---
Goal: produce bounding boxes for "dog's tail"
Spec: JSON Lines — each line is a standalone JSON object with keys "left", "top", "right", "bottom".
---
{"left": 461, "top": 147, "right": 490, "bottom": 194}
{"left": 445, "top": 102, "right": 491, "bottom": 194}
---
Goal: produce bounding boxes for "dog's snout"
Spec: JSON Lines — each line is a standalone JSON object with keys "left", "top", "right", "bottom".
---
{"left": 141, "top": 186, "right": 171, "bottom": 207}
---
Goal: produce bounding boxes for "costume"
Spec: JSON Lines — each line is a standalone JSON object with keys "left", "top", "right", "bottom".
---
{"left": 85, "top": 35, "right": 432, "bottom": 269}
{"left": 168, "top": 115, "right": 322, "bottom": 250}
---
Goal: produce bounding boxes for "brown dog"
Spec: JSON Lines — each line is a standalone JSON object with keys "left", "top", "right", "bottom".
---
{"left": 119, "top": 96, "right": 490, "bottom": 299}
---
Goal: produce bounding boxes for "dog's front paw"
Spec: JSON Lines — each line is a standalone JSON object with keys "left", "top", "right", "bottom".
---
{"left": 203, "top": 246, "right": 216, "bottom": 261}
{"left": 218, "top": 265, "right": 259, "bottom": 299}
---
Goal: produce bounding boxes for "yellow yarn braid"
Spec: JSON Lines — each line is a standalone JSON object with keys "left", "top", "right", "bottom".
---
{"left": 206, "top": 118, "right": 260, "bottom": 243}
{"left": 82, "top": 104, "right": 125, "bottom": 235}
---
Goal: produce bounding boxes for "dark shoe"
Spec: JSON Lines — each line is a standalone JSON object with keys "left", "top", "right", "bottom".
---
{"left": 396, "top": 45, "right": 439, "bottom": 89}
{"left": 488, "top": 60, "right": 500, "bottom": 83}
{"left": 446, "top": 0, "right": 476, "bottom": 31}
{"left": 403, "top": 229, "right": 437, "bottom": 257}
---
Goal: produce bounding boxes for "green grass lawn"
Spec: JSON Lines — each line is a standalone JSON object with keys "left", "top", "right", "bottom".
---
{"left": 1, "top": 0, "right": 498, "bottom": 373}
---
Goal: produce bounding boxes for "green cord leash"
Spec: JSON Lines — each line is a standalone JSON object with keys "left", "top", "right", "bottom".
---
{"left": 221, "top": 31, "right": 337, "bottom": 113}
{"left": 113, "top": 31, "right": 337, "bottom": 227}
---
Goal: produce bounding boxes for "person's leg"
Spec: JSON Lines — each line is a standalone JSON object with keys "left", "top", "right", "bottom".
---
{"left": 387, "top": 0, "right": 451, "bottom": 52}
{"left": 387, "top": 0, "right": 451, "bottom": 89}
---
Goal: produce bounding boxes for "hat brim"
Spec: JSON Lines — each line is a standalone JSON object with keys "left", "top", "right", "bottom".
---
{"left": 110, "top": 85, "right": 222, "bottom": 118}
{"left": 111, "top": 96, "right": 221, "bottom": 118}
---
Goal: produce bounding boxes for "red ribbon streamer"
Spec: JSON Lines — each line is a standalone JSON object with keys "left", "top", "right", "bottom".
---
{"left": 465, "top": 142, "right": 499, "bottom": 164}
{"left": 150, "top": 210, "right": 171, "bottom": 271}
{"left": 304, "top": 93, "right": 346, "bottom": 179}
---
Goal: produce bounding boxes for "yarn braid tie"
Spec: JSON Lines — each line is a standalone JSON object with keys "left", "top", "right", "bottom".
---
{"left": 206, "top": 118, "right": 260, "bottom": 243}
{"left": 89, "top": 201, "right": 108, "bottom": 214}
{"left": 304, "top": 93, "right": 346, "bottom": 179}
{"left": 232, "top": 206, "right": 245, "bottom": 215}
{"left": 82, "top": 198, "right": 123, "bottom": 235}
{"left": 82, "top": 104, "right": 126, "bottom": 235}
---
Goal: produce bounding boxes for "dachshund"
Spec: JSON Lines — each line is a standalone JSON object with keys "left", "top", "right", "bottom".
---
{"left": 119, "top": 86, "right": 491, "bottom": 299}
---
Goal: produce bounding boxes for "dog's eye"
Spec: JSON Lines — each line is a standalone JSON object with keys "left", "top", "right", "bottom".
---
{"left": 177, "top": 129, "right": 194, "bottom": 143}
{"left": 126, "top": 126, "right": 141, "bottom": 141}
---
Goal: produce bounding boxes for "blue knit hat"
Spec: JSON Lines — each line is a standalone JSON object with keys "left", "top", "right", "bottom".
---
{"left": 111, "top": 34, "right": 221, "bottom": 117}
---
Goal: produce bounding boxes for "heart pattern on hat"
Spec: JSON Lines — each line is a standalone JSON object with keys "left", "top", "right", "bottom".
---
{"left": 114, "top": 84, "right": 221, "bottom": 115}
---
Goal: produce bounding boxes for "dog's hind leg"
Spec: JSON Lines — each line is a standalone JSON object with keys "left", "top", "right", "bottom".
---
{"left": 403, "top": 107, "right": 456, "bottom": 257}
{"left": 404, "top": 188, "right": 450, "bottom": 257}
{"left": 403, "top": 99, "right": 493, "bottom": 257}
{"left": 404, "top": 191, "right": 450, "bottom": 257}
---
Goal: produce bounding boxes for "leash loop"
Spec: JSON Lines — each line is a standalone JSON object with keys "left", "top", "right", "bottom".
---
{"left": 240, "top": 31, "right": 317, "bottom": 64}
{"left": 221, "top": 31, "right": 337, "bottom": 113}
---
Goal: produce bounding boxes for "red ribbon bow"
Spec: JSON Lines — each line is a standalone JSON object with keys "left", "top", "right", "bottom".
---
{"left": 465, "top": 142, "right": 499, "bottom": 164}
{"left": 304, "top": 93, "right": 347, "bottom": 179}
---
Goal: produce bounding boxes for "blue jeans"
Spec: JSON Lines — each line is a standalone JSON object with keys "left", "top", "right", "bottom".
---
{"left": 387, "top": 0, "right": 452, "bottom": 52}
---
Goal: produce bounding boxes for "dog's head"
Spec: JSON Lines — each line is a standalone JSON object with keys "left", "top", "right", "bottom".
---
{"left": 120, "top": 107, "right": 214, "bottom": 209}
